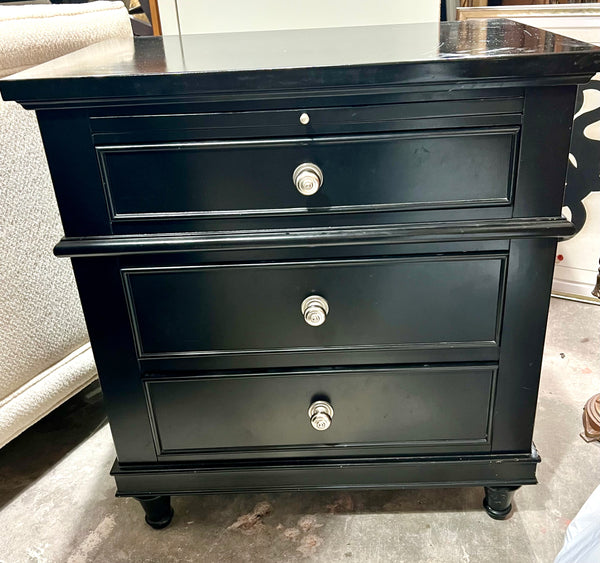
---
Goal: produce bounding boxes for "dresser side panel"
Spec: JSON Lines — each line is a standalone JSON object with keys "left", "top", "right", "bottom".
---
{"left": 36, "top": 110, "right": 111, "bottom": 237}
{"left": 513, "top": 86, "right": 578, "bottom": 218}
{"left": 71, "top": 256, "right": 157, "bottom": 463}
{"left": 492, "top": 238, "right": 557, "bottom": 453}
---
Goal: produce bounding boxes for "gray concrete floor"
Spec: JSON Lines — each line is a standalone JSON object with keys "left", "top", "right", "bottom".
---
{"left": 0, "top": 297, "right": 598, "bottom": 563}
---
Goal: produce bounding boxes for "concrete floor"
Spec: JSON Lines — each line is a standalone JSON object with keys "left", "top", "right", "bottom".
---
{"left": 0, "top": 297, "right": 598, "bottom": 563}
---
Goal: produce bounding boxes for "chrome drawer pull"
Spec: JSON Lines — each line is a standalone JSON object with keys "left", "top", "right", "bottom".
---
{"left": 301, "top": 295, "right": 329, "bottom": 326}
{"left": 299, "top": 112, "right": 310, "bottom": 125}
{"left": 293, "top": 162, "right": 323, "bottom": 196}
{"left": 308, "top": 400, "right": 334, "bottom": 431}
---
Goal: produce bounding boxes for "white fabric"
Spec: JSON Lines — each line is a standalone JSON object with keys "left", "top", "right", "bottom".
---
{"left": 0, "top": 1, "right": 132, "bottom": 78}
{"left": 0, "top": 97, "right": 89, "bottom": 400}
{"left": 0, "top": 344, "right": 97, "bottom": 449}
{"left": 555, "top": 485, "right": 600, "bottom": 563}
{"left": 0, "top": 2, "right": 131, "bottom": 447}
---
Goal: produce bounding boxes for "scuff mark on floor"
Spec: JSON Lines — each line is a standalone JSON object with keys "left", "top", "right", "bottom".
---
{"left": 326, "top": 493, "right": 355, "bottom": 514}
{"left": 298, "top": 515, "right": 323, "bottom": 532}
{"left": 227, "top": 501, "right": 272, "bottom": 535}
{"left": 282, "top": 527, "right": 301, "bottom": 541}
{"left": 297, "top": 533, "right": 323, "bottom": 557}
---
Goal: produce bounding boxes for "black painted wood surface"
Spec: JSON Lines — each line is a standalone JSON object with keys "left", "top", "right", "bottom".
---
{"left": 111, "top": 451, "right": 541, "bottom": 496}
{"left": 146, "top": 366, "right": 495, "bottom": 456}
{"left": 1, "top": 20, "right": 596, "bottom": 514}
{"left": 54, "top": 218, "right": 573, "bottom": 257}
{"left": 124, "top": 254, "right": 505, "bottom": 359}
{"left": 2, "top": 19, "right": 600, "bottom": 107}
{"left": 98, "top": 128, "right": 518, "bottom": 221}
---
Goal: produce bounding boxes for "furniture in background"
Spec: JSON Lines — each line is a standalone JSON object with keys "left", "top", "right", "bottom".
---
{"left": 457, "top": 4, "right": 600, "bottom": 304}
{"left": 445, "top": 1, "right": 600, "bottom": 22}
{"left": 154, "top": 0, "right": 439, "bottom": 36}
{"left": 459, "top": 0, "right": 600, "bottom": 7}
{"left": 0, "top": 1, "right": 132, "bottom": 449}
{"left": 2, "top": 19, "right": 597, "bottom": 527}
{"left": 124, "top": 0, "right": 160, "bottom": 36}
{"left": 457, "top": 4, "right": 600, "bottom": 44}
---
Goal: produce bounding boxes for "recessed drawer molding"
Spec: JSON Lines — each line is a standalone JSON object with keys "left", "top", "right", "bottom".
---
{"left": 145, "top": 366, "right": 496, "bottom": 456}
{"left": 122, "top": 253, "right": 507, "bottom": 360}
{"left": 98, "top": 127, "right": 519, "bottom": 222}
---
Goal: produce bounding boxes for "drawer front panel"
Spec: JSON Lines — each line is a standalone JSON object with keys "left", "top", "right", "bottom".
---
{"left": 146, "top": 366, "right": 495, "bottom": 455}
{"left": 99, "top": 128, "right": 518, "bottom": 221}
{"left": 124, "top": 254, "right": 506, "bottom": 359}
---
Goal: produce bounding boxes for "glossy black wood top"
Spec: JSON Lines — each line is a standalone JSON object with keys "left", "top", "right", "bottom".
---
{"left": 2, "top": 19, "right": 600, "bottom": 108}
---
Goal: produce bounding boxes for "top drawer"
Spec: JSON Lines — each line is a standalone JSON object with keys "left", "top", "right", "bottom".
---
{"left": 98, "top": 127, "right": 518, "bottom": 223}
{"left": 91, "top": 97, "right": 522, "bottom": 232}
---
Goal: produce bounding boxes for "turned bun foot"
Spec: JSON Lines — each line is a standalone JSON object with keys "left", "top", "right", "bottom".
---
{"left": 135, "top": 495, "right": 174, "bottom": 529}
{"left": 483, "top": 486, "right": 520, "bottom": 520}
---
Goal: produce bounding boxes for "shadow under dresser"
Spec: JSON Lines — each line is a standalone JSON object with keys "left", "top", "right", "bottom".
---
{"left": 2, "top": 19, "right": 599, "bottom": 527}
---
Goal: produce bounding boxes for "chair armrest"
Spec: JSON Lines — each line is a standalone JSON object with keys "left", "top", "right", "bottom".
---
{"left": 0, "top": 1, "right": 132, "bottom": 78}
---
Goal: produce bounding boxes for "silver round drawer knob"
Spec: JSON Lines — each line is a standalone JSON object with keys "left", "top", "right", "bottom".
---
{"left": 299, "top": 112, "right": 310, "bottom": 125}
{"left": 308, "top": 400, "right": 334, "bottom": 431}
{"left": 301, "top": 295, "right": 329, "bottom": 326}
{"left": 293, "top": 162, "right": 323, "bottom": 196}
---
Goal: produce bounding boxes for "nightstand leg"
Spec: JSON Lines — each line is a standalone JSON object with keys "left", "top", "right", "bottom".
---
{"left": 134, "top": 495, "right": 174, "bottom": 529}
{"left": 483, "top": 486, "right": 520, "bottom": 520}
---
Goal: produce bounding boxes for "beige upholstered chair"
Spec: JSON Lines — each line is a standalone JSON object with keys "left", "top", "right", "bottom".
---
{"left": 0, "top": 1, "right": 132, "bottom": 448}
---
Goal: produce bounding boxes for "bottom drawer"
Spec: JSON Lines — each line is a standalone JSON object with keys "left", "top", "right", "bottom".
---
{"left": 146, "top": 366, "right": 495, "bottom": 458}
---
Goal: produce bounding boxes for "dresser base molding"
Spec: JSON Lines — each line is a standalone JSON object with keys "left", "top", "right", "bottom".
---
{"left": 112, "top": 449, "right": 540, "bottom": 496}
{"left": 116, "top": 452, "right": 538, "bottom": 526}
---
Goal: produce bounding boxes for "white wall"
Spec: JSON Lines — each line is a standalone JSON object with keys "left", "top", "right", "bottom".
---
{"left": 554, "top": 194, "right": 600, "bottom": 301}
{"left": 158, "top": 0, "right": 440, "bottom": 35}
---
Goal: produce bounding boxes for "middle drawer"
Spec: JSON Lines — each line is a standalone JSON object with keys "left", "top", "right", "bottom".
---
{"left": 123, "top": 253, "right": 506, "bottom": 368}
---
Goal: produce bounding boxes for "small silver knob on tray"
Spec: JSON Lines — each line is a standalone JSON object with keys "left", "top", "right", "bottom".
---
{"left": 308, "top": 400, "right": 334, "bottom": 431}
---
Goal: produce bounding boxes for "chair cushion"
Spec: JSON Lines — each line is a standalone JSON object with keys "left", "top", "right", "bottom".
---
{"left": 0, "top": 1, "right": 131, "bottom": 78}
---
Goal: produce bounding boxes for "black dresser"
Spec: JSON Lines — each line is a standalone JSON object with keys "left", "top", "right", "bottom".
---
{"left": 3, "top": 20, "right": 599, "bottom": 528}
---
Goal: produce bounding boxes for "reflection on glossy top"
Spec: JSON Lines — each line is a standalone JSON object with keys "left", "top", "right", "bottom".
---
{"left": 8, "top": 19, "right": 600, "bottom": 80}
{"left": 2, "top": 19, "right": 600, "bottom": 108}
